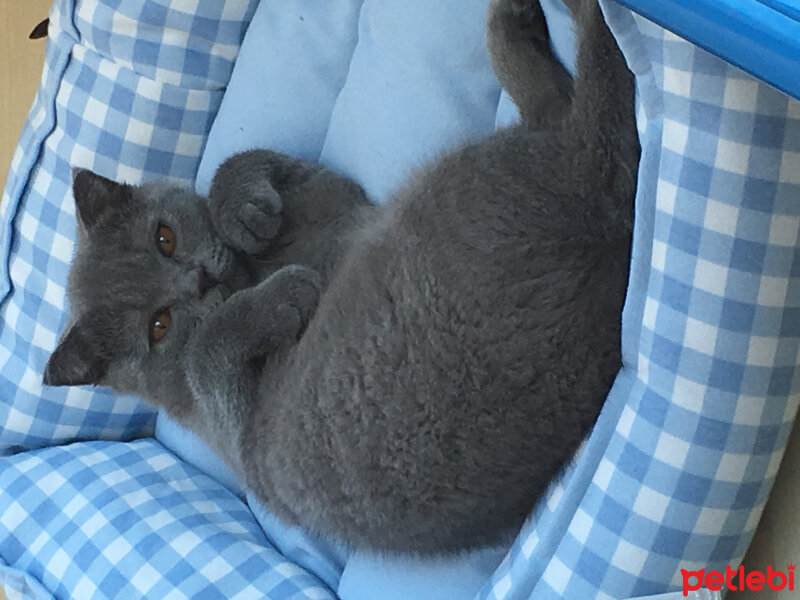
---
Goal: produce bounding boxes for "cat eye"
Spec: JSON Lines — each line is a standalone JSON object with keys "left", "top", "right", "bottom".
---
{"left": 156, "top": 224, "right": 176, "bottom": 257}
{"left": 149, "top": 310, "right": 172, "bottom": 344}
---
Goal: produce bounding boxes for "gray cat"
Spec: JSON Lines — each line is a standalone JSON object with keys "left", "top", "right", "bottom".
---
{"left": 45, "top": 0, "right": 639, "bottom": 554}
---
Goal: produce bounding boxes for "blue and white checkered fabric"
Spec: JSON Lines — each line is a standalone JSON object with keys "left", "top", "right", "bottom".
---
{"left": 479, "top": 3, "right": 800, "bottom": 599}
{"left": 0, "top": 0, "right": 258, "bottom": 454}
{"left": 0, "top": 439, "right": 335, "bottom": 599}
{"left": 4, "top": 0, "right": 800, "bottom": 598}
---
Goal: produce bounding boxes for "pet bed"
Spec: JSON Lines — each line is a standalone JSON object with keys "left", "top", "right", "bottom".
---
{"left": 1, "top": 0, "right": 798, "bottom": 598}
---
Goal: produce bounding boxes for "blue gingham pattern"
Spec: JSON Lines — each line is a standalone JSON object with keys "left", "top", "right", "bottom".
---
{"left": 0, "top": 0, "right": 258, "bottom": 454}
{"left": 0, "top": 558, "right": 53, "bottom": 600}
{"left": 0, "top": 439, "right": 335, "bottom": 599}
{"left": 479, "top": 3, "right": 800, "bottom": 599}
{"left": 3, "top": 1, "right": 799, "bottom": 599}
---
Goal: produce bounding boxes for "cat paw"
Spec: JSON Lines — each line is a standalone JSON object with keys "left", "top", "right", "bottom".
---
{"left": 488, "top": 0, "right": 549, "bottom": 52}
{"left": 209, "top": 175, "right": 283, "bottom": 255}
{"left": 256, "top": 265, "right": 322, "bottom": 332}
{"left": 487, "top": 0, "right": 573, "bottom": 126}
{"left": 200, "top": 265, "right": 320, "bottom": 355}
{"left": 510, "top": 0, "right": 542, "bottom": 21}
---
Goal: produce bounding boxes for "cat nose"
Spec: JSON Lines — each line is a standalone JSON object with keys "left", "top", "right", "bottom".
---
{"left": 198, "top": 268, "right": 218, "bottom": 297}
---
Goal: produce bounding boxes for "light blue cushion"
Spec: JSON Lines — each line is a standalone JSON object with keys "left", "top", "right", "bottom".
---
{"left": 197, "top": 0, "right": 504, "bottom": 203}
{"left": 337, "top": 547, "right": 509, "bottom": 600}
{"left": 316, "top": 0, "right": 500, "bottom": 202}
{"left": 195, "top": 0, "right": 364, "bottom": 193}
{"left": 248, "top": 496, "right": 351, "bottom": 594}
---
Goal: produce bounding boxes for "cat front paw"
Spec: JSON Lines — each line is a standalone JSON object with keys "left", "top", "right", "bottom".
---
{"left": 192, "top": 265, "right": 321, "bottom": 363}
{"left": 209, "top": 170, "right": 283, "bottom": 255}
{"left": 255, "top": 265, "right": 322, "bottom": 333}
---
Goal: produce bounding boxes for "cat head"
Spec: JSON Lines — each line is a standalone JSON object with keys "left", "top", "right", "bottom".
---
{"left": 43, "top": 169, "right": 251, "bottom": 412}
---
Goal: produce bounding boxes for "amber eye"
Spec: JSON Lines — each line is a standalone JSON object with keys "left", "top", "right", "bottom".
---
{"left": 149, "top": 310, "right": 172, "bottom": 344}
{"left": 156, "top": 224, "right": 176, "bottom": 257}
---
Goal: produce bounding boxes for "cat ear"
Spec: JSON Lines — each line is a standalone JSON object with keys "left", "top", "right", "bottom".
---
{"left": 43, "top": 320, "right": 109, "bottom": 387}
{"left": 72, "top": 168, "right": 130, "bottom": 229}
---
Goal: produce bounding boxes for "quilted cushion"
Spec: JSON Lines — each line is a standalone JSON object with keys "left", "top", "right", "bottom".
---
{"left": 0, "top": 0, "right": 258, "bottom": 454}
{"left": 0, "top": 439, "right": 335, "bottom": 599}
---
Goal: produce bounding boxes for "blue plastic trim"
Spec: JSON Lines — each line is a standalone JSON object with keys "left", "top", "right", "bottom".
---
{"left": 615, "top": 0, "right": 800, "bottom": 100}
{"left": 758, "top": 0, "right": 800, "bottom": 22}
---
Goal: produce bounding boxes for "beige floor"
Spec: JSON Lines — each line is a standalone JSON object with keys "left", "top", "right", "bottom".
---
{"left": 0, "top": 1, "right": 797, "bottom": 598}
{"left": 0, "top": 0, "right": 50, "bottom": 199}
